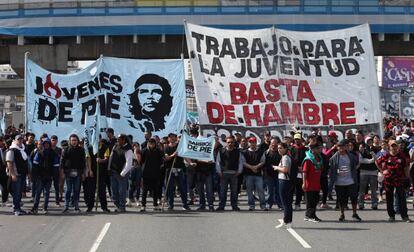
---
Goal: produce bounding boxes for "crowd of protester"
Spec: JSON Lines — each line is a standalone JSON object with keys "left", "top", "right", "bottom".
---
{"left": 0, "top": 118, "right": 413, "bottom": 229}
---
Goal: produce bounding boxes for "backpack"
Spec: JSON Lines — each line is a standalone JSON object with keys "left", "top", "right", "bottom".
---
{"left": 286, "top": 154, "right": 299, "bottom": 182}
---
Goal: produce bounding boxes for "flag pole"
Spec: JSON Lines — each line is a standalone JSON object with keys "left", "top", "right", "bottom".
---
{"left": 95, "top": 97, "right": 100, "bottom": 211}
{"left": 161, "top": 156, "right": 177, "bottom": 211}
{"left": 24, "top": 51, "right": 30, "bottom": 133}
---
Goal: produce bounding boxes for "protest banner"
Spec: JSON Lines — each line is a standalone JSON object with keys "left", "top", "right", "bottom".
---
{"left": 185, "top": 23, "right": 381, "bottom": 140}
{"left": 25, "top": 57, "right": 186, "bottom": 143}
{"left": 176, "top": 131, "right": 215, "bottom": 161}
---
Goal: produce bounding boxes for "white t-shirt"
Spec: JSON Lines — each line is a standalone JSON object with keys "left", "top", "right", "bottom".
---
{"left": 5, "top": 150, "right": 19, "bottom": 176}
{"left": 278, "top": 155, "right": 292, "bottom": 180}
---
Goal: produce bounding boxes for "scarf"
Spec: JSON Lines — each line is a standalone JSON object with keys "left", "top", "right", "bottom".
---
{"left": 10, "top": 141, "right": 28, "bottom": 161}
{"left": 303, "top": 149, "right": 322, "bottom": 170}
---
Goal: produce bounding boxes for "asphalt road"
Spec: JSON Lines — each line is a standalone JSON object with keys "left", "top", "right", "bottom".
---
{"left": 0, "top": 194, "right": 413, "bottom": 252}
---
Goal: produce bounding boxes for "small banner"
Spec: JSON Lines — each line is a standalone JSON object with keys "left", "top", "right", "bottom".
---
{"left": 176, "top": 131, "right": 215, "bottom": 161}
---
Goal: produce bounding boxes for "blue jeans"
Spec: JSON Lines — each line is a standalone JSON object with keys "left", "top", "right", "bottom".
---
{"left": 64, "top": 176, "right": 81, "bottom": 209}
{"left": 129, "top": 167, "right": 142, "bottom": 201}
{"left": 196, "top": 171, "right": 214, "bottom": 208}
{"left": 166, "top": 169, "right": 188, "bottom": 209}
{"left": 246, "top": 175, "right": 266, "bottom": 209}
{"left": 279, "top": 179, "right": 294, "bottom": 224}
{"left": 219, "top": 173, "right": 239, "bottom": 209}
{"left": 11, "top": 175, "right": 23, "bottom": 212}
{"left": 52, "top": 167, "right": 60, "bottom": 203}
{"left": 33, "top": 177, "right": 52, "bottom": 210}
{"left": 111, "top": 173, "right": 129, "bottom": 210}
{"left": 264, "top": 176, "right": 282, "bottom": 208}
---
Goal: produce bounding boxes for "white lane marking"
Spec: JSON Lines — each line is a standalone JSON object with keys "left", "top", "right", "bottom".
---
{"left": 89, "top": 222, "right": 111, "bottom": 252}
{"left": 277, "top": 219, "right": 311, "bottom": 249}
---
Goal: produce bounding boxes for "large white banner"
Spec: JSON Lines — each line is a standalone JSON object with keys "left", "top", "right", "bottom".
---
{"left": 185, "top": 23, "right": 381, "bottom": 139}
{"left": 26, "top": 57, "right": 186, "bottom": 143}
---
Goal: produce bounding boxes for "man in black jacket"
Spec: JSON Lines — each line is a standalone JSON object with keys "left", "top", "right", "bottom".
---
{"left": 30, "top": 138, "right": 59, "bottom": 214}
{"left": 61, "top": 134, "right": 86, "bottom": 213}
{"left": 108, "top": 134, "right": 133, "bottom": 213}
{"left": 140, "top": 138, "right": 164, "bottom": 211}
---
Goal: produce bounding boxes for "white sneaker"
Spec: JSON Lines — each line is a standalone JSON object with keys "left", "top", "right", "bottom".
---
{"left": 153, "top": 206, "right": 161, "bottom": 211}
{"left": 275, "top": 222, "right": 286, "bottom": 229}
{"left": 136, "top": 202, "right": 140, "bottom": 208}
{"left": 126, "top": 199, "right": 132, "bottom": 207}
{"left": 294, "top": 205, "right": 301, "bottom": 210}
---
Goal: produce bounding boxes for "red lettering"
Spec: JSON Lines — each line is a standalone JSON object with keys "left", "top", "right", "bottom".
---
{"left": 223, "top": 105, "right": 237, "bottom": 124}
{"left": 280, "top": 79, "right": 297, "bottom": 101}
{"left": 247, "top": 82, "right": 266, "bottom": 104}
{"left": 280, "top": 102, "right": 303, "bottom": 124}
{"left": 230, "top": 82, "right": 247, "bottom": 104}
{"left": 243, "top": 105, "right": 263, "bottom": 126}
{"left": 321, "top": 103, "right": 340, "bottom": 125}
{"left": 207, "top": 102, "right": 223, "bottom": 124}
{"left": 264, "top": 79, "right": 280, "bottom": 102}
{"left": 303, "top": 103, "right": 320, "bottom": 125}
{"left": 263, "top": 103, "right": 283, "bottom": 126}
{"left": 340, "top": 102, "right": 356, "bottom": 124}
{"left": 297, "top": 80, "right": 316, "bottom": 102}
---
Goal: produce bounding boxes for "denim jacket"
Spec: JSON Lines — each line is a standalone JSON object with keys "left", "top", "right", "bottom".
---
{"left": 329, "top": 151, "right": 358, "bottom": 188}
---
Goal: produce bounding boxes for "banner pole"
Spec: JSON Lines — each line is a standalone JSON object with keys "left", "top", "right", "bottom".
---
{"left": 95, "top": 160, "right": 100, "bottom": 211}
{"left": 161, "top": 156, "right": 177, "bottom": 211}
{"left": 24, "top": 51, "right": 30, "bottom": 133}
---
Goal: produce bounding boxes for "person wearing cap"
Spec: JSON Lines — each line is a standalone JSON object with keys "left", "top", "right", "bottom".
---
{"left": 323, "top": 131, "right": 338, "bottom": 158}
{"left": 357, "top": 138, "right": 379, "bottom": 210}
{"left": 30, "top": 138, "right": 59, "bottom": 214}
{"left": 242, "top": 136, "right": 266, "bottom": 211}
{"left": 164, "top": 133, "right": 190, "bottom": 210}
{"left": 108, "top": 134, "right": 134, "bottom": 213}
{"left": 329, "top": 139, "right": 362, "bottom": 222}
{"left": 6, "top": 135, "right": 29, "bottom": 216}
{"left": 376, "top": 140, "right": 411, "bottom": 222}
{"left": 61, "top": 134, "right": 86, "bottom": 214}
{"left": 291, "top": 133, "right": 307, "bottom": 210}
{"left": 141, "top": 138, "right": 164, "bottom": 212}
{"left": 216, "top": 136, "right": 243, "bottom": 211}
{"left": 302, "top": 142, "right": 323, "bottom": 222}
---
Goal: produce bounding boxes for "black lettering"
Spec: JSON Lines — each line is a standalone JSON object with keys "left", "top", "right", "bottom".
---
{"left": 58, "top": 102, "right": 73, "bottom": 122}
{"left": 309, "top": 60, "right": 324, "bottom": 76}
{"left": 110, "top": 75, "right": 123, "bottom": 93}
{"left": 210, "top": 57, "right": 225, "bottom": 77}
{"left": 263, "top": 56, "right": 278, "bottom": 75}
{"left": 34, "top": 76, "right": 43, "bottom": 95}
{"left": 198, "top": 54, "right": 209, "bottom": 74}
{"left": 99, "top": 72, "right": 111, "bottom": 90}
{"left": 331, "top": 39, "right": 346, "bottom": 58}
{"left": 81, "top": 99, "right": 96, "bottom": 125}
{"left": 343, "top": 58, "right": 360, "bottom": 75}
{"left": 280, "top": 56, "right": 293, "bottom": 75}
{"left": 326, "top": 59, "right": 343, "bottom": 77}
{"left": 268, "top": 34, "right": 278, "bottom": 56}
{"left": 61, "top": 87, "right": 76, "bottom": 100}
{"left": 37, "top": 98, "right": 57, "bottom": 121}
{"left": 106, "top": 93, "right": 120, "bottom": 119}
{"left": 219, "top": 38, "right": 236, "bottom": 59}
{"left": 235, "top": 37, "right": 249, "bottom": 57}
{"left": 234, "top": 59, "right": 246, "bottom": 78}
{"left": 247, "top": 58, "right": 262, "bottom": 78}
{"left": 206, "top": 36, "right": 219, "bottom": 56}
{"left": 77, "top": 82, "right": 89, "bottom": 99}
{"left": 300, "top": 40, "right": 314, "bottom": 58}
{"left": 293, "top": 58, "right": 310, "bottom": 76}
{"left": 315, "top": 40, "right": 332, "bottom": 58}
{"left": 191, "top": 32, "right": 204, "bottom": 53}
{"left": 87, "top": 77, "right": 100, "bottom": 95}
{"left": 348, "top": 36, "right": 365, "bottom": 56}
{"left": 279, "top": 36, "right": 292, "bottom": 55}
{"left": 251, "top": 38, "right": 266, "bottom": 58}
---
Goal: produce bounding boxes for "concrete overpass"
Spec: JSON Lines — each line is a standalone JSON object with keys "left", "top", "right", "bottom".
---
{"left": 1, "top": 0, "right": 414, "bottom": 76}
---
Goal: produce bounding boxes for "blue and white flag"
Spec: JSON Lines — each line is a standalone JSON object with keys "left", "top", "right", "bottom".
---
{"left": 26, "top": 57, "right": 186, "bottom": 143}
{"left": 0, "top": 115, "right": 5, "bottom": 136}
{"left": 177, "top": 132, "right": 215, "bottom": 161}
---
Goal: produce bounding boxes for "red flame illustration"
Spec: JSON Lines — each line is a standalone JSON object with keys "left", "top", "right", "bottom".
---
{"left": 44, "top": 73, "right": 62, "bottom": 99}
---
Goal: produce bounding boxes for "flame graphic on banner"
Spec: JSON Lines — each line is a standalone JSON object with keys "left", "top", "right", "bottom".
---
{"left": 44, "top": 73, "right": 62, "bottom": 99}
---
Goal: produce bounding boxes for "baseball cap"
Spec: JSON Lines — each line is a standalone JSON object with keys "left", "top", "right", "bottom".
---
{"left": 328, "top": 131, "right": 338, "bottom": 138}
{"left": 248, "top": 137, "right": 257, "bottom": 143}
{"left": 294, "top": 133, "right": 302, "bottom": 140}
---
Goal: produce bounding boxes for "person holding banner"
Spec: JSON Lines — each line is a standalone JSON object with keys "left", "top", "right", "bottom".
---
{"left": 93, "top": 139, "right": 111, "bottom": 213}
{"left": 164, "top": 133, "right": 190, "bottom": 211}
{"left": 215, "top": 136, "right": 243, "bottom": 211}
{"left": 242, "top": 137, "right": 266, "bottom": 211}
{"left": 61, "top": 134, "right": 86, "bottom": 214}
{"left": 108, "top": 134, "right": 133, "bottom": 213}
